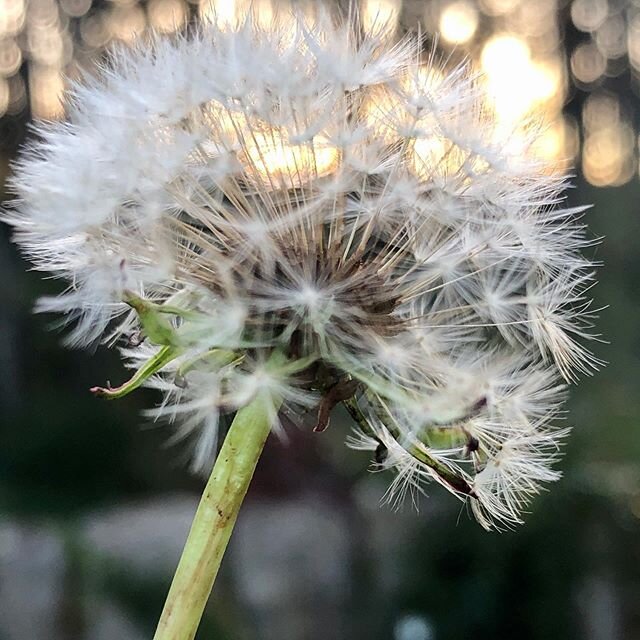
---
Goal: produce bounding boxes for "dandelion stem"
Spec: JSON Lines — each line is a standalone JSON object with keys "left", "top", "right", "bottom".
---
{"left": 153, "top": 373, "right": 282, "bottom": 640}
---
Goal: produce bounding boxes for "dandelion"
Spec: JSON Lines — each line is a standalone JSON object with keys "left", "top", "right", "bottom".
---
{"left": 2, "top": 7, "right": 600, "bottom": 639}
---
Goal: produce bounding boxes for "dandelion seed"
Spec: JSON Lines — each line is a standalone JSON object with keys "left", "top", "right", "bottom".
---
{"left": 1, "top": 8, "right": 600, "bottom": 529}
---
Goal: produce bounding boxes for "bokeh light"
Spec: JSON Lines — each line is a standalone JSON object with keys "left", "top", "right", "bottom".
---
{"left": 481, "top": 35, "right": 564, "bottom": 129}
{"left": 106, "top": 5, "right": 147, "bottom": 43}
{"left": 571, "top": 0, "right": 609, "bottom": 33}
{"left": 596, "top": 13, "right": 627, "bottom": 59}
{"left": 360, "top": 0, "right": 401, "bottom": 38}
{"left": 571, "top": 41, "right": 607, "bottom": 84}
{"left": 199, "top": 0, "right": 249, "bottom": 27}
{"left": 0, "top": 0, "right": 638, "bottom": 186}
{"left": 59, "top": 0, "right": 91, "bottom": 19}
{"left": 0, "top": 38, "right": 22, "bottom": 76}
{"left": 583, "top": 123, "right": 635, "bottom": 186}
{"left": 439, "top": 1, "right": 479, "bottom": 45}
{"left": 244, "top": 132, "right": 339, "bottom": 189}
{"left": 581, "top": 92, "right": 636, "bottom": 186}
{"left": 0, "top": 76, "right": 9, "bottom": 116}
{"left": 479, "top": 0, "right": 520, "bottom": 17}
{"left": 0, "top": 0, "right": 26, "bottom": 37}
{"left": 147, "top": 0, "right": 188, "bottom": 34}
{"left": 6, "top": 72, "right": 26, "bottom": 114}
{"left": 28, "top": 64, "right": 64, "bottom": 119}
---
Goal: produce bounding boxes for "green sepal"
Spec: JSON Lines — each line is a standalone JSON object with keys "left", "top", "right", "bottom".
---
{"left": 91, "top": 345, "right": 180, "bottom": 399}
{"left": 124, "top": 292, "right": 182, "bottom": 347}
{"left": 343, "top": 396, "right": 477, "bottom": 499}
{"left": 176, "top": 349, "right": 242, "bottom": 378}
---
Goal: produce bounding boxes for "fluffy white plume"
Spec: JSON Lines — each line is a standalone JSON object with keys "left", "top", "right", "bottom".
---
{"left": 2, "top": 8, "right": 600, "bottom": 529}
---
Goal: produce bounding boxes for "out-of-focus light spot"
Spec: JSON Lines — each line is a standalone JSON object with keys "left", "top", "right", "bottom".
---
{"left": 507, "top": 0, "right": 557, "bottom": 37}
{"left": 629, "top": 13, "right": 640, "bottom": 70}
{"left": 582, "top": 92, "right": 620, "bottom": 131}
{"left": 29, "top": 64, "right": 65, "bottom": 119}
{"left": 60, "top": 0, "right": 91, "bottom": 18}
{"left": 79, "top": 14, "right": 110, "bottom": 48}
{"left": 583, "top": 122, "right": 635, "bottom": 186}
{"left": 581, "top": 93, "right": 633, "bottom": 186}
{"left": 439, "top": 1, "right": 479, "bottom": 45}
{"left": 243, "top": 131, "right": 339, "bottom": 189}
{"left": 252, "top": 0, "right": 306, "bottom": 33}
{"left": 596, "top": 14, "right": 628, "bottom": 59}
{"left": 147, "top": 0, "right": 188, "bottom": 33}
{"left": 0, "top": 38, "right": 22, "bottom": 76}
{"left": 481, "top": 33, "right": 530, "bottom": 76}
{"left": 562, "top": 114, "right": 581, "bottom": 162}
{"left": 531, "top": 117, "right": 577, "bottom": 167}
{"left": 360, "top": 0, "right": 402, "bottom": 38}
{"left": 27, "top": 0, "right": 61, "bottom": 29}
{"left": 0, "top": 77, "right": 9, "bottom": 116}
{"left": 394, "top": 614, "right": 434, "bottom": 640}
{"left": 403, "top": 65, "right": 446, "bottom": 101}
{"left": 28, "top": 25, "right": 66, "bottom": 67}
{"left": 530, "top": 59, "right": 564, "bottom": 103}
{"left": 0, "top": 0, "right": 26, "bottom": 38}
{"left": 571, "top": 0, "right": 608, "bottom": 33}
{"left": 479, "top": 0, "right": 520, "bottom": 16}
{"left": 412, "top": 136, "right": 468, "bottom": 180}
{"left": 536, "top": 32, "right": 563, "bottom": 56}
{"left": 199, "top": 0, "right": 249, "bottom": 28}
{"left": 571, "top": 41, "right": 607, "bottom": 83}
{"left": 106, "top": 5, "right": 147, "bottom": 42}
{"left": 482, "top": 35, "right": 561, "bottom": 125}
{"left": 6, "top": 73, "right": 26, "bottom": 114}
{"left": 482, "top": 36, "right": 532, "bottom": 124}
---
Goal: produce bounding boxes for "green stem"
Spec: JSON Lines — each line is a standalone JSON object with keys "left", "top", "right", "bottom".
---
{"left": 153, "top": 390, "right": 280, "bottom": 640}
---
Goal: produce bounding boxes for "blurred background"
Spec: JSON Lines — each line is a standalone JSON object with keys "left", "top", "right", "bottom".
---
{"left": 1, "top": 0, "right": 639, "bottom": 638}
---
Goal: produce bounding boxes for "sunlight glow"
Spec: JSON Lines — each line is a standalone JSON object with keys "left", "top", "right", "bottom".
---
{"left": 481, "top": 35, "right": 563, "bottom": 127}
{"left": 244, "top": 132, "right": 339, "bottom": 189}
{"left": 361, "top": 0, "right": 401, "bottom": 38}
{"left": 29, "top": 64, "right": 64, "bottom": 119}
{"left": 147, "top": 0, "right": 188, "bottom": 33}
{"left": 199, "top": 0, "right": 249, "bottom": 28}
{"left": 439, "top": 1, "right": 479, "bottom": 45}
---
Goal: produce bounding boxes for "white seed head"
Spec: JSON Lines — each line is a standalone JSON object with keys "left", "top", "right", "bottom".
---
{"left": 2, "top": 9, "right": 601, "bottom": 529}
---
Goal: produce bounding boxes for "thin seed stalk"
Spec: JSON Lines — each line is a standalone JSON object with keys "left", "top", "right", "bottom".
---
{"left": 153, "top": 391, "right": 280, "bottom": 640}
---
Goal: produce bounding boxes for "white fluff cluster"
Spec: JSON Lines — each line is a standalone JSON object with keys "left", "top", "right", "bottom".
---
{"left": 3, "top": 10, "right": 600, "bottom": 529}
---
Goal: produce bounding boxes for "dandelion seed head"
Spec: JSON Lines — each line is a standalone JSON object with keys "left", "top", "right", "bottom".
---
{"left": 2, "top": 7, "right": 601, "bottom": 529}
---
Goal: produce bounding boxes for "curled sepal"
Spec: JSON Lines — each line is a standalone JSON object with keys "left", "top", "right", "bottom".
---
{"left": 91, "top": 344, "right": 180, "bottom": 399}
